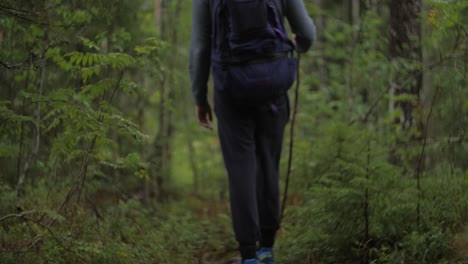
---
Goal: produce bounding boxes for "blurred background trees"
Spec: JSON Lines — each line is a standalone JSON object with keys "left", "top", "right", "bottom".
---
{"left": 0, "top": 0, "right": 466, "bottom": 263}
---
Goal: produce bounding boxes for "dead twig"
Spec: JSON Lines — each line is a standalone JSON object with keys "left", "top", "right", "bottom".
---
{"left": 0, "top": 212, "right": 86, "bottom": 262}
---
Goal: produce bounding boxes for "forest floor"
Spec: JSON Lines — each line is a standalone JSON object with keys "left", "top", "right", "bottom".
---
{"left": 1, "top": 183, "right": 468, "bottom": 264}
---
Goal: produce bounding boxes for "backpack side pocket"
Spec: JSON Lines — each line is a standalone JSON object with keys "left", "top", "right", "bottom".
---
{"left": 223, "top": 57, "right": 297, "bottom": 102}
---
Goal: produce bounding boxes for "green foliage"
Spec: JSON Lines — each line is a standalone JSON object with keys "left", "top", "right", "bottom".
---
{"left": 0, "top": 0, "right": 466, "bottom": 263}
{"left": 274, "top": 1, "right": 467, "bottom": 262}
{"left": 276, "top": 122, "right": 467, "bottom": 263}
{"left": 0, "top": 189, "right": 235, "bottom": 264}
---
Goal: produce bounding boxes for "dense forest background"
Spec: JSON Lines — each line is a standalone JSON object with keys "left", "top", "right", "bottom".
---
{"left": 0, "top": 0, "right": 467, "bottom": 263}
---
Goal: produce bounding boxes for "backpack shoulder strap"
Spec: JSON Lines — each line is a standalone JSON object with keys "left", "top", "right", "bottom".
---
{"left": 270, "top": 0, "right": 284, "bottom": 17}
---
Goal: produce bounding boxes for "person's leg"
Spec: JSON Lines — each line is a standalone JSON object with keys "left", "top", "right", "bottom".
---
{"left": 214, "top": 92, "right": 260, "bottom": 261}
{"left": 255, "top": 95, "right": 289, "bottom": 249}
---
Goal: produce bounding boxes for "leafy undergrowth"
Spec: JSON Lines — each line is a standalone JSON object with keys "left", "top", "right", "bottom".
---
{"left": 1, "top": 176, "right": 467, "bottom": 264}
{"left": 0, "top": 184, "right": 237, "bottom": 264}
{"left": 274, "top": 171, "right": 468, "bottom": 264}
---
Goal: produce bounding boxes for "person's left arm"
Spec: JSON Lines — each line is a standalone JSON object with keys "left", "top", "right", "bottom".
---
{"left": 190, "top": 0, "right": 212, "bottom": 107}
{"left": 189, "top": 0, "right": 213, "bottom": 129}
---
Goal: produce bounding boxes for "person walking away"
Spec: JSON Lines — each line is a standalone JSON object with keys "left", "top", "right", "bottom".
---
{"left": 190, "top": 0, "right": 316, "bottom": 263}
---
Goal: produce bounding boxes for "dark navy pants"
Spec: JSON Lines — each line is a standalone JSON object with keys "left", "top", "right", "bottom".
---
{"left": 214, "top": 90, "right": 289, "bottom": 258}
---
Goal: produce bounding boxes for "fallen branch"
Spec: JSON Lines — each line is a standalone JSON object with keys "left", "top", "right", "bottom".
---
{"left": 0, "top": 212, "right": 86, "bottom": 262}
{"left": 0, "top": 211, "right": 36, "bottom": 222}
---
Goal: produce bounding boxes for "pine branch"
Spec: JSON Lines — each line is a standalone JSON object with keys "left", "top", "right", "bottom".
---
{"left": 0, "top": 41, "right": 63, "bottom": 70}
{"left": 0, "top": 5, "right": 81, "bottom": 28}
{"left": 0, "top": 3, "right": 30, "bottom": 13}
{"left": 29, "top": 99, "right": 122, "bottom": 128}
{"left": 0, "top": 59, "right": 24, "bottom": 69}
{"left": 57, "top": 69, "right": 128, "bottom": 215}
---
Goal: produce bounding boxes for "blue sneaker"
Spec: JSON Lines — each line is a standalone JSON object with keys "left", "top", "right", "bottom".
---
{"left": 257, "top": 247, "right": 274, "bottom": 264}
{"left": 243, "top": 259, "right": 259, "bottom": 264}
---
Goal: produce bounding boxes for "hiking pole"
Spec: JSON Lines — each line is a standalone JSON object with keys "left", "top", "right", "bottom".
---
{"left": 280, "top": 52, "right": 301, "bottom": 221}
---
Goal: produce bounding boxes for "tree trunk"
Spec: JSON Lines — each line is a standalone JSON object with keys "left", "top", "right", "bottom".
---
{"left": 389, "top": 0, "right": 423, "bottom": 227}
{"left": 352, "top": 0, "right": 360, "bottom": 33}
{"left": 389, "top": 0, "right": 423, "bottom": 131}
{"left": 388, "top": 0, "right": 423, "bottom": 166}
{"left": 148, "top": 0, "right": 168, "bottom": 200}
{"left": 314, "top": 0, "right": 327, "bottom": 91}
{"left": 421, "top": 2, "right": 433, "bottom": 111}
{"left": 16, "top": 53, "right": 45, "bottom": 200}
{"left": 154, "top": 0, "right": 161, "bottom": 26}
{"left": 148, "top": 0, "right": 183, "bottom": 200}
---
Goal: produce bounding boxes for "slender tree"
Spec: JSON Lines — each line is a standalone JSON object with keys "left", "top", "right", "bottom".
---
{"left": 148, "top": 0, "right": 184, "bottom": 199}
{"left": 389, "top": 0, "right": 423, "bottom": 132}
{"left": 389, "top": 0, "right": 424, "bottom": 227}
{"left": 314, "top": 0, "right": 327, "bottom": 91}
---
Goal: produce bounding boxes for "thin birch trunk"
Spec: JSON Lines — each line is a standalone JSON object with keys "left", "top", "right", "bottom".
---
{"left": 16, "top": 57, "right": 45, "bottom": 199}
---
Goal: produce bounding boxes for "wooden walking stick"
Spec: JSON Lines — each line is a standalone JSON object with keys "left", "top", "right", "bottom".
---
{"left": 280, "top": 53, "right": 301, "bottom": 221}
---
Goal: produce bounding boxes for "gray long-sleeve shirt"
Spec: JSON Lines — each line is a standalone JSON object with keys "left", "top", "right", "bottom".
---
{"left": 190, "top": 0, "right": 316, "bottom": 106}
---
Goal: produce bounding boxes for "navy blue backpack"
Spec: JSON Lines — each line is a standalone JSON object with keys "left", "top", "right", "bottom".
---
{"left": 210, "top": 0, "right": 297, "bottom": 102}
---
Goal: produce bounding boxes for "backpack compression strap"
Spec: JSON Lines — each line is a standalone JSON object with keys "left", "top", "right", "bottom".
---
{"left": 210, "top": 0, "right": 294, "bottom": 64}
{"left": 210, "top": 0, "right": 282, "bottom": 13}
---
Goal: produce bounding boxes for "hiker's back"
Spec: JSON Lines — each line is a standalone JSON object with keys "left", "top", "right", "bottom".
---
{"left": 189, "top": 2, "right": 316, "bottom": 260}
{"left": 211, "top": 0, "right": 296, "bottom": 103}
{"left": 211, "top": 0, "right": 292, "bottom": 64}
